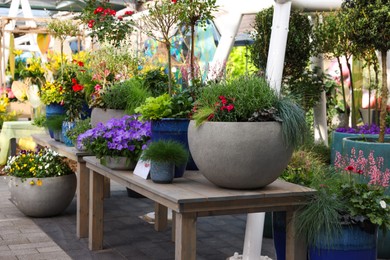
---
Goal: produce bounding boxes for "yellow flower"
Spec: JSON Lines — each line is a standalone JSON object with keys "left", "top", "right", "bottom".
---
{"left": 13, "top": 49, "right": 23, "bottom": 56}
{"left": 36, "top": 179, "right": 42, "bottom": 186}
{"left": 29, "top": 180, "right": 35, "bottom": 185}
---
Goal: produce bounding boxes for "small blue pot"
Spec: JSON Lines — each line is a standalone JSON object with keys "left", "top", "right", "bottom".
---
{"left": 150, "top": 161, "right": 175, "bottom": 184}
{"left": 62, "top": 121, "right": 76, "bottom": 147}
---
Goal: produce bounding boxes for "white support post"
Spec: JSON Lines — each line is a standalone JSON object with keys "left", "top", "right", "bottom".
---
{"left": 265, "top": 1, "right": 292, "bottom": 93}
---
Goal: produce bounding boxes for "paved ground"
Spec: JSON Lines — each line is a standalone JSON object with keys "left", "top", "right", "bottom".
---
{"left": 0, "top": 176, "right": 276, "bottom": 260}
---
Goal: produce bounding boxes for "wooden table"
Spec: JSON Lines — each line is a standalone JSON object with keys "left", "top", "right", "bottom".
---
{"left": 84, "top": 156, "right": 315, "bottom": 260}
{"left": 31, "top": 134, "right": 94, "bottom": 238}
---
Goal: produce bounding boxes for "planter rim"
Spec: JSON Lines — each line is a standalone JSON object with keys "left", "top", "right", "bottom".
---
{"left": 343, "top": 136, "right": 390, "bottom": 143}
{"left": 7, "top": 173, "right": 75, "bottom": 181}
{"left": 155, "top": 118, "right": 189, "bottom": 122}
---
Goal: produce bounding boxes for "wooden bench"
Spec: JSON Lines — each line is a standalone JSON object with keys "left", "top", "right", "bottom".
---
{"left": 84, "top": 156, "right": 315, "bottom": 260}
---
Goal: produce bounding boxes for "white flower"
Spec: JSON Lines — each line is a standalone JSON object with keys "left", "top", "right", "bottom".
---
{"left": 380, "top": 200, "right": 387, "bottom": 209}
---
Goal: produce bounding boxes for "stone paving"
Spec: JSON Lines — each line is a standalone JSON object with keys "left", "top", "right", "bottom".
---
{"left": 0, "top": 176, "right": 276, "bottom": 260}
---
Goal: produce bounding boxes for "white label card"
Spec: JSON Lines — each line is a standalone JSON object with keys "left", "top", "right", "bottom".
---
{"left": 134, "top": 159, "right": 151, "bottom": 179}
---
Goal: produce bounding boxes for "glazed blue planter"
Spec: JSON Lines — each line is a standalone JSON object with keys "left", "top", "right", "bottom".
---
{"left": 272, "top": 211, "right": 286, "bottom": 260}
{"left": 46, "top": 103, "right": 66, "bottom": 139}
{"left": 378, "top": 229, "right": 390, "bottom": 259}
{"left": 330, "top": 132, "right": 379, "bottom": 164}
{"left": 343, "top": 136, "right": 390, "bottom": 171}
{"left": 309, "top": 224, "right": 377, "bottom": 260}
{"left": 151, "top": 118, "right": 198, "bottom": 178}
{"left": 62, "top": 121, "right": 76, "bottom": 147}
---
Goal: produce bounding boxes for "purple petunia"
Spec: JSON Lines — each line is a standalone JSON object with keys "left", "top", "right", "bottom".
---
{"left": 78, "top": 114, "right": 152, "bottom": 160}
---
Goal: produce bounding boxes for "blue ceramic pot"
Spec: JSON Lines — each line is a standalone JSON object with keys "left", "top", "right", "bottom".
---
{"left": 62, "top": 121, "right": 76, "bottom": 147}
{"left": 46, "top": 103, "right": 66, "bottom": 139}
{"left": 151, "top": 118, "right": 198, "bottom": 176}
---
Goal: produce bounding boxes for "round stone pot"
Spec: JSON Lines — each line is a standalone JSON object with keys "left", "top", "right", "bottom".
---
{"left": 90, "top": 108, "right": 126, "bottom": 128}
{"left": 150, "top": 161, "right": 175, "bottom": 184}
{"left": 7, "top": 174, "right": 76, "bottom": 217}
{"left": 188, "top": 121, "right": 293, "bottom": 189}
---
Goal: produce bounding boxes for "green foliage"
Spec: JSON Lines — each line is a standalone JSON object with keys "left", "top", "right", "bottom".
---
{"left": 45, "top": 115, "right": 66, "bottom": 131}
{"left": 32, "top": 114, "right": 46, "bottom": 128}
{"left": 226, "top": 46, "right": 257, "bottom": 78}
{"left": 141, "top": 140, "right": 188, "bottom": 165}
{"left": 194, "top": 76, "right": 278, "bottom": 124}
{"left": 47, "top": 19, "right": 79, "bottom": 42}
{"left": 142, "top": 69, "right": 169, "bottom": 97}
{"left": 276, "top": 98, "right": 307, "bottom": 148}
{"left": 250, "top": 7, "right": 312, "bottom": 78}
{"left": 135, "top": 94, "right": 173, "bottom": 120}
{"left": 280, "top": 143, "right": 330, "bottom": 187}
{"left": 65, "top": 118, "right": 91, "bottom": 147}
{"left": 178, "top": 0, "right": 217, "bottom": 29}
{"left": 79, "top": 0, "right": 134, "bottom": 47}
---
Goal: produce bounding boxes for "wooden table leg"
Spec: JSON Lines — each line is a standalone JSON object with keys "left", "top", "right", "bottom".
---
{"left": 154, "top": 202, "right": 168, "bottom": 231}
{"left": 88, "top": 170, "right": 104, "bottom": 250}
{"left": 286, "top": 210, "right": 306, "bottom": 260}
{"left": 175, "top": 212, "right": 196, "bottom": 260}
{"left": 77, "top": 161, "right": 89, "bottom": 238}
{"left": 103, "top": 176, "right": 110, "bottom": 198}
{"left": 172, "top": 211, "right": 176, "bottom": 242}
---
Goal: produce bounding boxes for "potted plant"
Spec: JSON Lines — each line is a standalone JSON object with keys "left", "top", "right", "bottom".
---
{"left": 78, "top": 115, "right": 151, "bottom": 170}
{"left": 90, "top": 78, "right": 150, "bottom": 127}
{"left": 295, "top": 148, "right": 390, "bottom": 260}
{"left": 189, "top": 75, "right": 307, "bottom": 189}
{"left": 135, "top": 89, "right": 196, "bottom": 174}
{"left": 141, "top": 140, "right": 188, "bottom": 183}
{"left": 3, "top": 147, "right": 76, "bottom": 217}
{"left": 65, "top": 118, "right": 92, "bottom": 150}
{"left": 45, "top": 114, "right": 66, "bottom": 142}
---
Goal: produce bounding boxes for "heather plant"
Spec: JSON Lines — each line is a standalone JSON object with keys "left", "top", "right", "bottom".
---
{"left": 335, "top": 123, "right": 390, "bottom": 134}
{"left": 78, "top": 115, "right": 151, "bottom": 160}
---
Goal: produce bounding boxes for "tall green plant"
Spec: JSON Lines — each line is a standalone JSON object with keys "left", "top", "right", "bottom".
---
{"left": 140, "top": 0, "right": 182, "bottom": 94}
{"left": 342, "top": 0, "right": 390, "bottom": 142}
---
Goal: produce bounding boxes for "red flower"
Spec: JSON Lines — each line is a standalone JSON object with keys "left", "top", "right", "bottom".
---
{"left": 218, "top": 95, "right": 226, "bottom": 101}
{"left": 207, "top": 113, "right": 214, "bottom": 121}
{"left": 226, "top": 104, "right": 234, "bottom": 112}
{"left": 94, "top": 6, "right": 104, "bottom": 14}
{"left": 72, "top": 84, "right": 84, "bottom": 92}
{"left": 77, "top": 61, "right": 84, "bottom": 67}
{"left": 172, "top": 0, "right": 177, "bottom": 3}
{"left": 125, "top": 10, "right": 134, "bottom": 16}
{"left": 345, "top": 165, "right": 354, "bottom": 171}
{"left": 118, "top": 16, "right": 123, "bottom": 21}
{"left": 88, "top": 20, "right": 95, "bottom": 28}
{"left": 71, "top": 78, "right": 78, "bottom": 84}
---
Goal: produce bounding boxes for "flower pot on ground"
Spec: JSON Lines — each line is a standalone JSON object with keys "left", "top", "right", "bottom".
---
{"left": 141, "top": 140, "right": 188, "bottom": 184}
{"left": 189, "top": 75, "right": 306, "bottom": 189}
{"left": 330, "top": 124, "right": 390, "bottom": 164}
{"left": 78, "top": 115, "right": 151, "bottom": 170}
{"left": 3, "top": 148, "right": 76, "bottom": 217}
{"left": 294, "top": 150, "right": 390, "bottom": 260}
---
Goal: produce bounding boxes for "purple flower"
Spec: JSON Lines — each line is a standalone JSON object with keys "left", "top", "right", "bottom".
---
{"left": 336, "top": 124, "right": 390, "bottom": 135}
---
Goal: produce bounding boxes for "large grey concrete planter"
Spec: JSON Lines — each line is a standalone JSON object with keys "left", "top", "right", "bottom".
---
{"left": 7, "top": 174, "right": 76, "bottom": 217}
{"left": 188, "top": 121, "right": 293, "bottom": 189}
{"left": 90, "top": 108, "right": 126, "bottom": 128}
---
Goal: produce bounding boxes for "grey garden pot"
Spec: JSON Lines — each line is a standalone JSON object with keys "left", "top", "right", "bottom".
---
{"left": 150, "top": 161, "right": 175, "bottom": 184}
{"left": 90, "top": 108, "right": 126, "bottom": 128}
{"left": 7, "top": 174, "right": 76, "bottom": 217}
{"left": 188, "top": 121, "right": 293, "bottom": 189}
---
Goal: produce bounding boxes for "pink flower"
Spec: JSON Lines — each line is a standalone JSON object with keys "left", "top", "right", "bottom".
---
{"left": 226, "top": 104, "right": 234, "bottom": 112}
{"left": 94, "top": 84, "right": 102, "bottom": 91}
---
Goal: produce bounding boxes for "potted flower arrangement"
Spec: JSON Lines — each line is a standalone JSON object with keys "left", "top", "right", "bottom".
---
{"left": 189, "top": 75, "right": 307, "bottom": 189}
{"left": 3, "top": 147, "right": 76, "bottom": 217}
{"left": 65, "top": 118, "right": 92, "bottom": 149}
{"left": 141, "top": 140, "right": 188, "bottom": 183}
{"left": 295, "top": 148, "right": 390, "bottom": 260}
{"left": 90, "top": 78, "right": 150, "bottom": 127}
{"left": 78, "top": 115, "right": 151, "bottom": 170}
{"left": 135, "top": 89, "right": 196, "bottom": 174}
